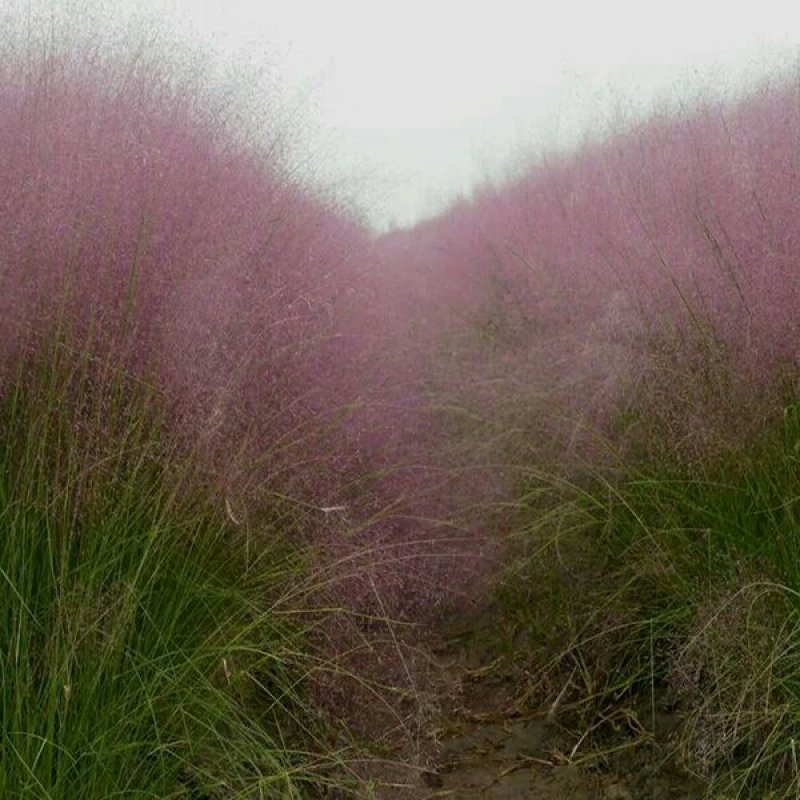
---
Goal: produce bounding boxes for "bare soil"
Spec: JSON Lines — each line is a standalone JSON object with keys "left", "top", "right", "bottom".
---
{"left": 394, "top": 632, "right": 707, "bottom": 800}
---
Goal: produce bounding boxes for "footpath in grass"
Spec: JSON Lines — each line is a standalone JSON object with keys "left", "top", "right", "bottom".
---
{"left": 10, "top": 8, "right": 800, "bottom": 798}
{"left": 412, "top": 403, "right": 800, "bottom": 800}
{"left": 386, "top": 618, "right": 704, "bottom": 800}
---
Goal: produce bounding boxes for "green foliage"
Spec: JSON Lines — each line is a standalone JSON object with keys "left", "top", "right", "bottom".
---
{"left": 498, "top": 397, "right": 800, "bottom": 797}
{"left": 0, "top": 345, "right": 333, "bottom": 799}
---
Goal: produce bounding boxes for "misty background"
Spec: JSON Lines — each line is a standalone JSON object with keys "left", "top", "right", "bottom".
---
{"left": 20, "top": 0, "right": 800, "bottom": 229}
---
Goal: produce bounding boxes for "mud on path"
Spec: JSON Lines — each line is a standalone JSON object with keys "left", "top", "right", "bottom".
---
{"left": 404, "top": 632, "right": 705, "bottom": 800}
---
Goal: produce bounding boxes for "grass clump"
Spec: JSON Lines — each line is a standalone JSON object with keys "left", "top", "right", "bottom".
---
{"left": 494, "top": 397, "right": 800, "bottom": 796}
{"left": 0, "top": 343, "right": 336, "bottom": 799}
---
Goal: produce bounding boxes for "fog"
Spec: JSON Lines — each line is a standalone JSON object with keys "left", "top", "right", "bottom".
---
{"left": 74, "top": 1, "right": 800, "bottom": 228}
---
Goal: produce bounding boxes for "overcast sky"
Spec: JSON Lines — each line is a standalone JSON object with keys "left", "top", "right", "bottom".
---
{"left": 100, "top": 2, "right": 800, "bottom": 228}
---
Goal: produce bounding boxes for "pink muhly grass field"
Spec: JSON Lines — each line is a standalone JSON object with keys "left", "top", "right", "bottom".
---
{"left": 11, "top": 20, "right": 800, "bottom": 634}
{"left": 371, "top": 73, "right": 800, "bottom": 471}
{"left": 0, "top": 30, "right": 495, "bottom": 631}
{"left": 0, "top": 40, "right": 369, "bottom": 499}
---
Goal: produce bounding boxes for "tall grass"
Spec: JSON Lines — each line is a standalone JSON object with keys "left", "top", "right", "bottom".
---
{"left": 0, "top": 16, "right": 384, "bottom": 798}
{"left": 373, "top": 69, "right": 800, "bottom": 470}
{"left": 0, "top": 30, "right": 367, "bottom": 499}
{"left": 365, "top": 62, "right": 800, "bottom": 795}
{"left": 16, "top": 6, "right": 800, "bottom": 797}
{"left": 0, "top": 340, "right": 342, "bottom": 798}
{"left": 493, "top": 398, "right": 800, "bottom": 796}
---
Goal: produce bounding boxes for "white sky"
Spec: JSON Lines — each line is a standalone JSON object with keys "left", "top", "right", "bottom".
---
{"left": 101, "top": 2, "right": 800, "bottom": 228}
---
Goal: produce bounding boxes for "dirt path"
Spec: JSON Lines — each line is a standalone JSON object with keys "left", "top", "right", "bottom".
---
{"left": 430, "top": 715, "right": 632, "bottom": 799}
{"left": 409, "top": 636, "right": 703, "bottom": 800}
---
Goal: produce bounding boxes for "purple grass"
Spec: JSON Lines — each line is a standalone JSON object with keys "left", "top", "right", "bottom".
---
{"left": 0, "top": 40, "right": 368, "bottom": 495}
{"left": 371, "top": 74, "right": 800, "bottom": 472}
{"left": 9, "top": 18, "right": 800, "bottom": 629}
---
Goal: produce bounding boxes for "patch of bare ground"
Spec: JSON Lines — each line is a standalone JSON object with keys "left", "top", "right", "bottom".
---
{"left": 369, "top": 621, "right": 707, "bottom": 800}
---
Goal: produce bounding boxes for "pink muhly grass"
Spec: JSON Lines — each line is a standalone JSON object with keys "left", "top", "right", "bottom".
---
{"left": 371, "top": 71, "right": 800, "bottom": 473}
{"left": 320, "top": 70, "right": 800, "bottom": 629}
{"left": 0, "top": 25, "right": 495, "bottom": 631}
{"left": 0, "top": 38, "right": 369, "bottom": 504}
